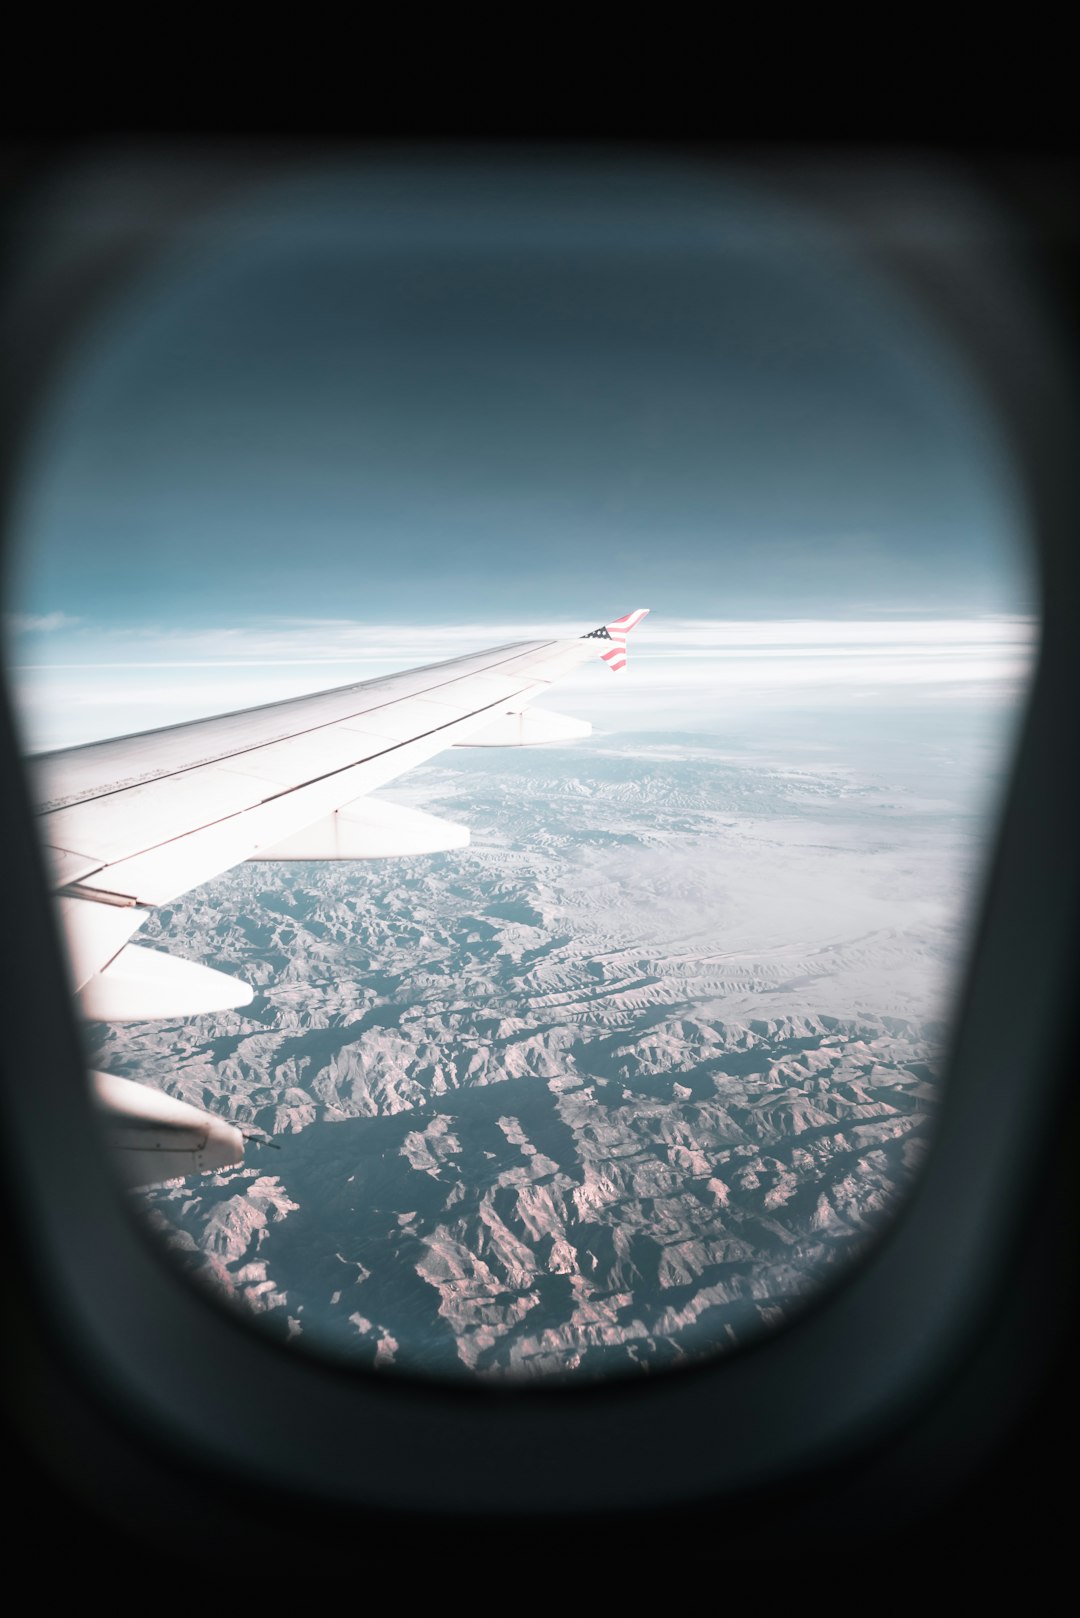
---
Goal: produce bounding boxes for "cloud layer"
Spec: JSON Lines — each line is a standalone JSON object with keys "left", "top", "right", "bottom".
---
{"left": 8, "top": 614, "right": 1039, "bottom": 753}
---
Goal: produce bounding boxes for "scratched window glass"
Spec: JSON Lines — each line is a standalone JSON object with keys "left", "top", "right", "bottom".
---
{"left": 4, "top": 157, "right": 1038, "bottom": 1378}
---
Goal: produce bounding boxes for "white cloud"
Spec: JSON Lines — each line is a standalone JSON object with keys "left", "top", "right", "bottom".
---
{"left": 5, "top": 611, "right": 82, "bottom": 634}
{"left": 7, "top": 614, "right": 1040, "bottom": 753}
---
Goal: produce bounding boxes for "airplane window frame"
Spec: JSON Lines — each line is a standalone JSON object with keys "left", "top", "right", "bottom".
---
{"left": 0, "top": 144, "right": 1076, "bottom": 1521}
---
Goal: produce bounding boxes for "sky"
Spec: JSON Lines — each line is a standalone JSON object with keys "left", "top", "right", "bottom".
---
{"left": 2, "top": 155, "right": 1037, "bottom": 751}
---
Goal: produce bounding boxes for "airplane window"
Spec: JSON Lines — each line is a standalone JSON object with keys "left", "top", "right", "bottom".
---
{"left": 2, "top": 153, "right": 1039, "bottom": 1381}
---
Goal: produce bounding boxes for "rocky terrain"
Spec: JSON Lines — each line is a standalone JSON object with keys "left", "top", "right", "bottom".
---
{"left": 88, "top": 733, "right": 980, "bottom": 1377}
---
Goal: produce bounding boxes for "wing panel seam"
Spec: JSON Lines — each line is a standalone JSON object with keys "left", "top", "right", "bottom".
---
{"left": 36, "top": 641, "right": 558, "bottom": 813}
{"left": 53, "top": 680, "right": 542, "bottom": 893}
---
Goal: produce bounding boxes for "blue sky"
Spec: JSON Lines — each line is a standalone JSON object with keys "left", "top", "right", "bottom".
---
{"left": 3, "top": 157, "right": 1036, "bottom": 748}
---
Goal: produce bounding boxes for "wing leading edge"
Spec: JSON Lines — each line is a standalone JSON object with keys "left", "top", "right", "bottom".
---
{"left": 35, "top": 610, "right": 648, "bottom": 1184}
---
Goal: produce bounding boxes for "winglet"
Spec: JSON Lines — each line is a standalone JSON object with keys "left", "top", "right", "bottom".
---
{"left": 581, "top": 608, "right": 650, "bottom": 672}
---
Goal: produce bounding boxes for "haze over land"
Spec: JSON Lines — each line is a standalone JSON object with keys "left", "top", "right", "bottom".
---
{"left": 7, "top": 603, "right": 1034, "bottom": 1375}
{"left": 80, "top": 698, "right": 1017, "bottom": 1377}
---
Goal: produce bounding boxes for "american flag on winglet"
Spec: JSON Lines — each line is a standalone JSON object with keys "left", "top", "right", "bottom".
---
{"left": 581, "top": 607, "right": 650, "bottom": 672}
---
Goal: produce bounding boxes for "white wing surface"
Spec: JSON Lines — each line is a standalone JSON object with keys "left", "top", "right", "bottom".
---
{"left": 32, "top": 612, "right": 649, "bottom": 1185}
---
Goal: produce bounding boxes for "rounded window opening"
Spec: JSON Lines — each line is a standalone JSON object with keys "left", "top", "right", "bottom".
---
{"left": 4, "top": 152, "right": 1039, "bottom": 1381}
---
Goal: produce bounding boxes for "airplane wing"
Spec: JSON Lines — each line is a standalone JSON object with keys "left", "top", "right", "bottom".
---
{"left": 30, "top": 610, "right": 649, "bottom": 1186}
